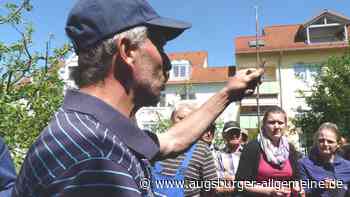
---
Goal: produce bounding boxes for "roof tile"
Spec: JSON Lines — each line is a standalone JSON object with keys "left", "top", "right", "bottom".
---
{"left": 236, "top": 10, "right": 350, "bottom": 54}
{"left": 168, "top": 51, "right": 208, "bottom": 67}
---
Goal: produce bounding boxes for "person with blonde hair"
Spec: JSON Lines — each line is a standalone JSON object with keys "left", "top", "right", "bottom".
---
{"left": 235, "top": 106, "right": 303, "bottom": 197}
{"left": 299, "top": 122, "right": 350, "bottom": 197}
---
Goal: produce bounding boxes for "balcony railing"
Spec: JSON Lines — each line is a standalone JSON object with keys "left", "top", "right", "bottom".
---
{"left": 259, "top": 81, "right": 279, "bottom": 94}
{"left": 240, "top": 116, "right": 261, "bottom": 129}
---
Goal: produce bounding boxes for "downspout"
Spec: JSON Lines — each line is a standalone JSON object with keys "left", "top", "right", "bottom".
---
{"left": 278, "top": 50, "right": 283, "bottom": 108}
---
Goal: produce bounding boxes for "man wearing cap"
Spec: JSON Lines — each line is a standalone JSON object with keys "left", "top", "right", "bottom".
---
{"left": 216, "top": 121, "right": 243, "bottom": 180}
{"left": 12, "top": 0, "right": 263, "bottom": 196}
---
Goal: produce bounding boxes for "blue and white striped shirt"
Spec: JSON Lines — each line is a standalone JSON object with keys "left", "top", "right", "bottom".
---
{"left": 13, "top": 90, "right": 159, "bottom": 197}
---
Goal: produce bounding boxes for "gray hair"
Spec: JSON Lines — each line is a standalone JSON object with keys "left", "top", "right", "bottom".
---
{"left": 170, "top": 102, "right": 198, "bottom": 123}
{"left": 71, "top": 26, "right": 148, "bottom": 88}
{"left": 313, "top": 122, "right": 340, "bottom": 147}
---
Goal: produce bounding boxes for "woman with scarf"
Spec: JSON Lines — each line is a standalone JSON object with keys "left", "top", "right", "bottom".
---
{"left": 235, "top": 106, "right": 303, "bottom": 197}
{"left": 299, "top": 122, "right": 350, "bottom": 197}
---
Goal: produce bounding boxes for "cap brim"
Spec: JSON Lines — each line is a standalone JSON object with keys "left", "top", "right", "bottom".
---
{"left": 223, "top": 127, "right": 241, "bottom": 133}
{"left": 146, "top": 17, "right": 191, "bottom": 41}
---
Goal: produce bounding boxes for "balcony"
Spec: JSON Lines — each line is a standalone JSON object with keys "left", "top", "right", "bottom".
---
{"left": 259, "top": 81, "right": 279, "bottom": 94}
{"left": 240, "top": 115, "right": 261, "bottom": 129}
{"left": 241, "top": 81, "right": 279, "bottom": 106}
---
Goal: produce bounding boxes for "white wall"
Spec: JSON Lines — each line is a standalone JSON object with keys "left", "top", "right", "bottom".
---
{"left": 136, "top": 82, "right": 240, "bottom": 129}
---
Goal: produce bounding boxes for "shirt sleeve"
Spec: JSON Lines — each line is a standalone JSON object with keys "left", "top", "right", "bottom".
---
{"left": 298, "top": 158, "right": 314, "bottom": 194}
{"left": 0, "top": 137, "right": 16, "bottom": 197}
{"left": 48, "top": 158, "right": 143, "bottom": 197}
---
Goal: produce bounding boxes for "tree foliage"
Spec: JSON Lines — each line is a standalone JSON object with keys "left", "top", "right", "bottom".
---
{"left": 294, "top": 50, "right": 350, "bottom": 148}
{"left": 0, "top": 0, "right": 71, "bottom": 169}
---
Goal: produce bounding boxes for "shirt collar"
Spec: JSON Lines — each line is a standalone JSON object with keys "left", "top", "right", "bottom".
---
{"left": 333, "top": 154, "right": 344, "bottom": 165}
{"left": 310, "top": 147, "right": 342, "bottom": 166}
{"left": 223, "top": 144, "right": 242, "bottom": 153}
{"left": 62, "top": 90, "right": 159, "bottom": 160}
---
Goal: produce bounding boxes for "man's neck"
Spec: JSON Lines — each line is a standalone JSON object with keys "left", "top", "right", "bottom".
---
{"left": 226, "top": 144, "right": 240, "bottom": 153}
{"left": 80, "top": 79, "right": 134, "bottom": 118}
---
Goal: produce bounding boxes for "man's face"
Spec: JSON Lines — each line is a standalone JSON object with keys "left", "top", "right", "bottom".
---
{"left": 132, "top": 29, "right": 171, "bottom": 107}
{"left": 223, "top": 130, "right": 241, "bottom": 148}
{"left": 201, "top": 128, "right": 215, "bottom": 145}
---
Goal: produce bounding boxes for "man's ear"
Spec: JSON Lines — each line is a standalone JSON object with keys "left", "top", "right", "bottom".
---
{"left": 116, "top": 37, "right": 138, "bottom": 66}
{"left": 112, "top": 37, "right": 135, "bottom": 93}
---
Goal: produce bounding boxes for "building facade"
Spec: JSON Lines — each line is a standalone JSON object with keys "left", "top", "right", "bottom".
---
{"left": 235, "top": 9, "right": 350, "bottom": 150}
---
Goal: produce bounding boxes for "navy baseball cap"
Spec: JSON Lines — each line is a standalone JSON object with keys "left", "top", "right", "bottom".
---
{"left": 66, "top": 0, "right": 191, "bottom": 53}
{"left": 222, "top": 121, "right": 241, "bottom": 134}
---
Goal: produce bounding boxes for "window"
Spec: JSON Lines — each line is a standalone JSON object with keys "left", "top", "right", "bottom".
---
{"left": 305, "top": 15, "right": 348, "bottom": 44}
{"left": 170, "top": 60, "right": 191, "bottom": 80}
{"left": 293, "top": 63, "right": 320, "bottom": 84}
{"left": 294, "top": 65, "right": 307, "bottom": 81}
{"left": 308, "top": 26, "right": 346, "bottom": 43}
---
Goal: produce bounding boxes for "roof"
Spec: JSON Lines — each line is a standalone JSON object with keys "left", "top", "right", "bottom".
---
{"left": 304, "top": 9, "right": 350, "bottom": 27}
{"left": 236, "top": 24, "right": 350, "bottom": 54}
{"left": 167, "top": 66, "right": 235, "bottom": 84}
{"left": 168, "top": 51, "right": 208, "bottom": 67}
{"left": 236, "top": 10, "right": 350, "bottom": 54}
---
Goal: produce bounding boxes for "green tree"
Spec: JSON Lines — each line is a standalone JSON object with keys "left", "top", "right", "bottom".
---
{"left": 294, "top": 50, "right": 350, "bottom": 148}
{"left": 0, "top": 0, "right": 71, "bottom": 169}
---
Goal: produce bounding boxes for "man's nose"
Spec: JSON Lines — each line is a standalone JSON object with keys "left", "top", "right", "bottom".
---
{"left": 161, "top": 52, "right": 171, "bottom": 82}
{"left": 274, "top": 122, "right": 281, "bottom": 128}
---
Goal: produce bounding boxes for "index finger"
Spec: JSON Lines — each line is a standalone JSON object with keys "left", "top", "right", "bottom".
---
{"left": 246, "top": 68, "right": 264, "bottom": 81}
{"left": 259, "top": 60, "right": 266, "bottom": 69}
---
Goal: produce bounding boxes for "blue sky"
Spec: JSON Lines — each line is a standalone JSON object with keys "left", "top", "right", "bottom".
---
{"left": 2, "top": 0, "right": 350, "bottom": 66}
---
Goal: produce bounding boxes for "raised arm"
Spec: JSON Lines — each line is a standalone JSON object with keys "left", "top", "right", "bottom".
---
{"left": 157, "top": 68, "right": 263, "bottom": 156}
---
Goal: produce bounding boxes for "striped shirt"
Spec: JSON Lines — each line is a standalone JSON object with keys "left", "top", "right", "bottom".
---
{"left": 159, "top": 140, "right": 218, "bottom": 196}
{"left": 13, "top": 90, "right": 159, "bottom": 197}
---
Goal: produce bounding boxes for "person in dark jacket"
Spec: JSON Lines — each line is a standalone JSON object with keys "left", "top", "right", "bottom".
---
{"left": 0, "top": 137, "right": 16, "bottom": 197}
{"left": 299, "top": 122, "right": 350, "bottom": 197}
{"left": 235, "top": 106, "right": 303, "bottom": 197}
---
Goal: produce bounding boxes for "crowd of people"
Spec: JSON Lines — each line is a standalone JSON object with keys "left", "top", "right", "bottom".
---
{"left": 1, "top": 0, "right": 350, "bottom": 196}
{"left": 151, "top": 105, "right": 350, "bottom": 197}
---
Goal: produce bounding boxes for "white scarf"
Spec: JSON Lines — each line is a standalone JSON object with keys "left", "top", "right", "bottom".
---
{"left": 257, "top": 130, "right": 290, "bottom": 167}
